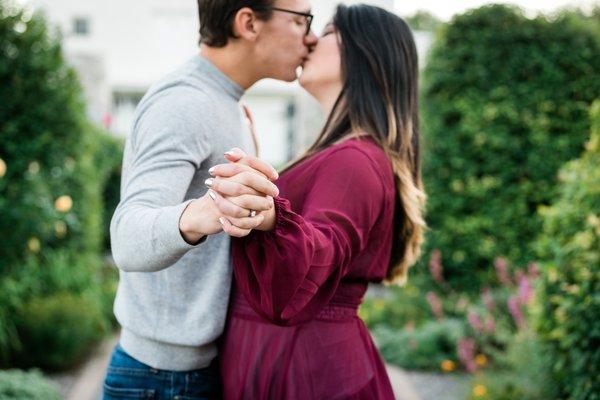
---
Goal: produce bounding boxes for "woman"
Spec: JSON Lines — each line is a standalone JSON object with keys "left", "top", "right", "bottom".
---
{"left": 212, "top": 4, "right": 426, "bottom": 399}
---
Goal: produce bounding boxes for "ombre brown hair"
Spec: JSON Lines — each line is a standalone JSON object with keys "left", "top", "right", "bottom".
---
{"left": 284, "top": 4, "right": 426, "bottom": 285}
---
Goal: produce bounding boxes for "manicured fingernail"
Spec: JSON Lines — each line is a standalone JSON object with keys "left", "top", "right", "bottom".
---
{"left": 208, "top": 190, "right": 216, "bottom": 201}
{"left": 218, "top": 217, "right": 226, "bottom": 225}
{"left": 208, "top": 167, "right": 215, "bottom": 175}
{"left": 224, "top": 151, "right": 234, "bottom": 157}
{"left": 204, "top": 178, "right": 214, "bottom": 187}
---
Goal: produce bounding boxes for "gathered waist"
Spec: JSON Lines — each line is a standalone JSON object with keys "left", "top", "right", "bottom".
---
{"left": 230, "top": 290, "right": 360, "bottom": 322}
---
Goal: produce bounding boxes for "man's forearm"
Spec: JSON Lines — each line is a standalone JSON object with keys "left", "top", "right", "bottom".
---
{"left": 110, "top": 200, "right": 200, "bottom": 272}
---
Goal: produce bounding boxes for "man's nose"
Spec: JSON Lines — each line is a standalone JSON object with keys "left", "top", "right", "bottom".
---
{"left": 304, "top": 29, "right": 318, "bottom": 49}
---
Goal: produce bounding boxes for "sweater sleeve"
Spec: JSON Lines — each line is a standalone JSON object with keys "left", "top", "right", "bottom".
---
{"left": 232, "top": 146, "right": 387, "bottom": 325}
{"left": 110, "top": 89, "right": 212, "bottom": 272}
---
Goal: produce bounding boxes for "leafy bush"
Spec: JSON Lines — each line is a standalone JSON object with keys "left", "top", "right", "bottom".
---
{"left": 0, "top": 1, "right": 121, "bottom": 367}
{"left": 0, "top": 369, "right": 61, "bottom": 400}
{"left": 93, "top": 129, "right": 123, "bottom": 252}
{"left": 366, "top": 248, "right": 546, "bottom": 374}
{"left": 535, "top": 100, "right": 600, "bottom": 400}
{"left": 467, "top": 332, "right": 557, "bottom": 400}
{"left": 373, "top": 318, "right": 466, "bottom": 370}
{"left": 360, "top": 276, "right": 432, "bottom": 330}
{"left": 0, "top": 251, "right": 118, "bottom": 368}
{"left": 420, "top": 5, "right": 600, "bottom": 292}
{"left": 0, "top": 2, "right": 103, "bottom": 267}
{"left": 11, "top": 291, "right": 107, "bottom": 370}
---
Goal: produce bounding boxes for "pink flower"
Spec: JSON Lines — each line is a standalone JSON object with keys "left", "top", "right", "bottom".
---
{"left": 507, "top": 295, "right": 525, "bottom": 329}
{"left": 527, "top": 262, "right": 540, "bottom": 279}
{"left": 494, "top": 257, "right": 513, "bottom": 286}
{"left": 485, "top": 317, "right": 496, "bottom": 334}
{"left": 426, "top": 291, "right": 444, "bottom": 320}
{"left": 518, "top": 274, "right": 534, "bottom": 304}
{"left": 481, "top": 287, "right": 495, "bottom": 313}
{"left": 515, "top": 269, "right": 525, "bottom": 283}
{"left": 468, "top": 311, "right": 484, "bottom": 333}
{"left": 458, "top": 338, "right": 477, "bottom": 372}
{"left": 429, "top": 249, "right": 444, "bottom": 285}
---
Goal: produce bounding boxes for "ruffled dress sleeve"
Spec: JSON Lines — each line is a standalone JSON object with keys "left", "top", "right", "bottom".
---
{"left": 231, "top": 146, "right": 388, "bottom": 326}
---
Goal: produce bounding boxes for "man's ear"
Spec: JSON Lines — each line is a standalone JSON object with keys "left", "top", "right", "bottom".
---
{"left": 232, "top": 7, "right": 263, "bottom": 42}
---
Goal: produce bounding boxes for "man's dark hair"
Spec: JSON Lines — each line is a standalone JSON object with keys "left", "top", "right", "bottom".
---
{"left": 197, "top": 0, "right": 275, "bottom": 47}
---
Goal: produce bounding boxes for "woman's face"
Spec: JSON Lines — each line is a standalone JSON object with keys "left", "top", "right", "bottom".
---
{"left": 298, "top": 23, "right": 342, "bottom": 96}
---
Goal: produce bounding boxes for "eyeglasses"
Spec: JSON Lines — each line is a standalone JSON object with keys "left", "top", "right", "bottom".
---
{"left": 252, "top": 6, "right": 314, "bottom": 36}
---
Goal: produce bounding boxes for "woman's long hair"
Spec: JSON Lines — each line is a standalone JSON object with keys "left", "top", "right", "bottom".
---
{"left": 284, "top": 4, "right": 426, "bottom": 285}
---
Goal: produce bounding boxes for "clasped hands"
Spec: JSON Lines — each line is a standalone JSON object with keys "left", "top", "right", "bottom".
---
{"left": 178, "top": 147, "right": 279, "bottom": 243}
{"left": 205, "top": 147, "right": 279, "bottom": 237}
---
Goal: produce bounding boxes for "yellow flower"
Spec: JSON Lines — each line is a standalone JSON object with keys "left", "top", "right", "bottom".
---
{"left": 473, "top": 384, "right": 487, "bottom": 397}
{"left": 587, "top": 214, "right": 600, "bottom": 228}
{"left": 64, "top": 157, "right": 76, "bottom": 170}
{"left": 475, "top": 354, "right": 487, "bottom": 367}
{"left": 27, "top": 237, "right": 41, "bottom": 253}
{"left": 55, "top": 221, "right": 67, "bottom": 237}
{"left": 372, "top": 298, "right": 386, "bottom": 312}
{"left": 441, "top": 360, "right": 456, "bottom": 372}
{"left": 0, "top": 158, "right": 6, "bottom": 178}
{"left": 55, "top": 195, "right": 73, "bottom": 213}
{"left": 28, "top": 161, "right": 40, "bottom": 174}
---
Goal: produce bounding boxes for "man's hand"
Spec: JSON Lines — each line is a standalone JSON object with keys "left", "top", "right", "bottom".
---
{"left": 178, "top": 191, "right": 265, "bottom": 242}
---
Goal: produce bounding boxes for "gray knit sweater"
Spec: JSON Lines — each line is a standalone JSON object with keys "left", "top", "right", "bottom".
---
{"left": 110, "top": 55, "right": 254, "bottom": 371}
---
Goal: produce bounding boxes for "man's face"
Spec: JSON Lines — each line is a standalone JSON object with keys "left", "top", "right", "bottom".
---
{"left": 254, "top": 0, "right": 317, "bottom": 82}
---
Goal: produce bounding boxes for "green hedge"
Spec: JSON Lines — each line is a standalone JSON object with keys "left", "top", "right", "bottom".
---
{"left": 92, "top": 129, "right": 123, "bottom": 252}
{"left": 12, "top": 292, "right": 107, "bottom": 370}
{"left": 0, "top": 251, "right": 116, "bottom": 369}
{"left": 0, "top": 2, "right": 121, "bottom": 368}
{"left": 535, "top": 100, "right": 600, "bottom": 400}
{"left": 468, "top": 332, "right": 557, "bottom": 400}
{"left": 0, "top": 369, "right": 61, "bottom": 400}
{"left": 420, "top": 5, "right": 600, "bottom": 292}
{"left": 0, "top": 2, "right": 103, "bottom": 266}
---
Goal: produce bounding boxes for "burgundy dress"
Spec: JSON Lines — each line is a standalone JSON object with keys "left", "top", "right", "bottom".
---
{"left": 220, "top": 138, "right": 396, "bottom": 399}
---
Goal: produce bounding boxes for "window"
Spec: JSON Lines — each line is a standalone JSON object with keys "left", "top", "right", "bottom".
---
{"left": 73, "top": 17, "right": 90, "bottom": 36}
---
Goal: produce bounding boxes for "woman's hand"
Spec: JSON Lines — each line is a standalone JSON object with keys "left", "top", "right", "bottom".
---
{"left": 207, "top": 148, "right": 278, "bottom": 234}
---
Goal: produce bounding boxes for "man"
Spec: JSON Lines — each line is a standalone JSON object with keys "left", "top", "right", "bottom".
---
{"left": 105, "top": 1, "right": 316, "bottom": 398}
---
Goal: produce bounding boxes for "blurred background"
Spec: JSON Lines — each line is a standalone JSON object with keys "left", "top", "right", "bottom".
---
{"left": 0, "top": 0, "right": 598, "bottom": 399}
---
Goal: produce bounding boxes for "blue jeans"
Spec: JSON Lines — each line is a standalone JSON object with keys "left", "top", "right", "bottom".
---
{"left": 103, "top": 344, "right": 221, "bottom": 400}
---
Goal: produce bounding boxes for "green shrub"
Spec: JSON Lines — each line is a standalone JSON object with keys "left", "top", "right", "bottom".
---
{"left": 0, "top": 251, "right": 118, "bottom": 367}
{"left": 535, "top": 100, "right": 600, "bottom": 400}
{"left": 92, "top": 129, "right": 123, "bottom": 252}
{"left": 360, "top": 277, "right": 432, "bottom": 330}
{"left": 97, "top": 262, "right": 119, "bottom": 329}
{"left": 0, "top": 2, "right": 104, "bottom": 267}
{"left": 0, "top": 1, "right": 121, "bottom": 366}
{"left": 467, "top": 331, "right": 557, "bottom": 400}
{"left": 0, "top": 369, "right": 61, "bottom": 400}
{"left": 11, "top": 292, "right": 106, "bottom": 370}
{"left": 420, "top": 5, "right": 600, "bottom": 292}
{"left": 373, "top": 318, "right": 466, "bottom": 370}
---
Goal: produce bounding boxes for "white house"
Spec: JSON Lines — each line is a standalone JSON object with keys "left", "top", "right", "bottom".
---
{"left": 28, "top": 0, "right": 430, "bottom": 166}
